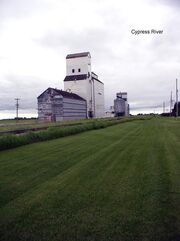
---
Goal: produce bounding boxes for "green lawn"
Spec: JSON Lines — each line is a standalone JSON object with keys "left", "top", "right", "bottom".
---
{"left": 0, "top": 118, "right": 179, "bottom": 241}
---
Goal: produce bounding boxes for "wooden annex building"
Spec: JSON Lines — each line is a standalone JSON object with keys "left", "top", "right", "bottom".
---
{"left": 37, "top": 88, "right": 87, "bottom": 122}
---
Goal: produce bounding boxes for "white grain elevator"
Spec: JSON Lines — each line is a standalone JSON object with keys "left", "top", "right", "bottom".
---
{"left": 64, "top": 52, "right": 104, "bottom": 118}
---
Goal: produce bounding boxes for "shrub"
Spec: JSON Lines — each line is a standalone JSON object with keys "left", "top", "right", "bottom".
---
{"left": 0, "top": 117, "right": 145, "bottom": 151}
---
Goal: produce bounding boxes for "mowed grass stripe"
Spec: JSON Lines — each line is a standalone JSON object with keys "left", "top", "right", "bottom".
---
{"left": 0, "top": 123, "right": 141, "bottom": 226}
{"left": 161, "top": 119, "right": 180, "bottom": 237}
{"left": 0, "top": 121, "right": 141, "bottom": 207}
{"left": 0, "top": 118, "right": 179, "bottom": 241}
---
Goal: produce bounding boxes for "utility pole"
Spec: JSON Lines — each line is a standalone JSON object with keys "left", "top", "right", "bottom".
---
{"left": 170, "top": 91, "right": 173, "bottom": 116}
{"left": 176, "top": 79, "right": 179, "bottom": 117}
{"left": 15, "top": 98, "right": 20, "bottom": 120}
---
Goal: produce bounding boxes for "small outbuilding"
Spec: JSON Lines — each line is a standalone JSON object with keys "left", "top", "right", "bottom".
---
{"left": 37, "top": 87, "right": 87, "bottom": 122}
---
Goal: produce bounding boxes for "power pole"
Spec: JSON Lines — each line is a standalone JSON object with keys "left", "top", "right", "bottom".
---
{"left": 176, "top": 79, "right": 178, "bottom": 117}
{"left": 170, "top": 91, "right": 173, "bottom": 116}
{"left": 15, "top": 98, "right": 20, "bottom": 119}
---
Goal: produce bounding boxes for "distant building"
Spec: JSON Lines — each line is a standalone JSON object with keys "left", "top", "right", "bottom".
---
{"left": 37, "top": 88, "right": 86, "bottom": 122}
{"left": 172, "top": 101, "right": 180, "bottom": 116}
{"left": 64, "top": 52, "right": 104, "bottom": 118}
{"left": 114, "top": 92, "right": 129, "bottom": 117}
{"left": 105, "top": 106, "right": 115, "bottom": 118}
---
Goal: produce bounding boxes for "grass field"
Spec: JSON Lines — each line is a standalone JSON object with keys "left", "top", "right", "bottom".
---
{"left": 0, "top": 118, "right": 95, "bottom": 133}
{"left": 0, "top": 118, "right": 179, "bottom": 241}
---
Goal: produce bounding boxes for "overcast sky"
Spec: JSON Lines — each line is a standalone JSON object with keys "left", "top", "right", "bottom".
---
{"left": 0, "top": 0, "right": 180, "bottom": 118}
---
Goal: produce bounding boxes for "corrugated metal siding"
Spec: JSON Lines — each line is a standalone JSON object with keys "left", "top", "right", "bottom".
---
{"left": 52, "top": 96, "right": 64, "bottom": 121}
{"left": 63, "top": 97, "right": 87, "bottom": 120}
{"left": 114, "top": 98, "right": 126, "bottom": 116}
{"left": 38, "top": 89, "right": 87, "bottom": 122}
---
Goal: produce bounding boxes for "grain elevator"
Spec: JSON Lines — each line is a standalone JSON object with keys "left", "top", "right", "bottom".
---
{"left": 114, "top": 92, "right": 129, "bottom": 116}
{"left": 64, "top": 52, "right": 104, "bottom": 118}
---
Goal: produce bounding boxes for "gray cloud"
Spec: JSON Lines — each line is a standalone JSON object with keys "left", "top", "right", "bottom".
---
{"left": 35, "top": 27, "right": 113, "bottom": 55}
{"left": 156, "top": 0, "right": 180, "bottom": 8}
{"left": 0, "top": 0, "right": 180, "bottom": 117}
{"left": 0, "top": 74, "right": 50, "bottom": 111}
{"left": 146, "top": 0, "right": 180, "bottom": 9}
